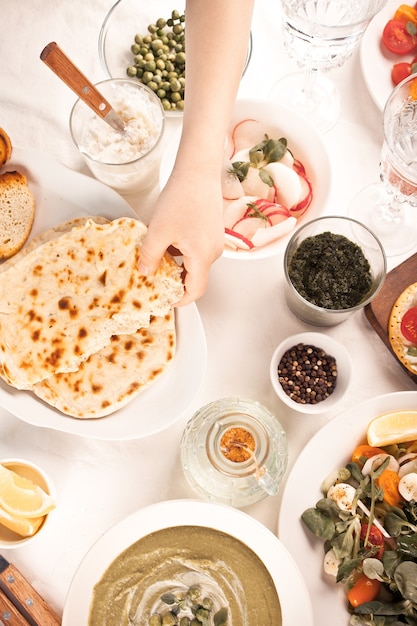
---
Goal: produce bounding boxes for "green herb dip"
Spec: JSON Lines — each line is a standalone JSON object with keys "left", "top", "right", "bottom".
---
{"left": 288, "top": 231, "right": 372, "bottom": 309}
{"left": 88, "top": 526, "right": 282, "bottom": 625}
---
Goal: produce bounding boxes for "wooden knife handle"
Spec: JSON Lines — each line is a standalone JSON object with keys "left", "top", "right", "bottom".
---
{"left": 0, "top": 589, "right": 29, "bottom": 626}
{"left": 40, "top": 41, "right": 113, "bottom": 119}
{"left": 0, "top": 563, "right": 61, "bottom": 625}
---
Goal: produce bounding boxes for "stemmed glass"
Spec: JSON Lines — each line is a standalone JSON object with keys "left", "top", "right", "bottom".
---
{"left": 349, "top": 73, "right": 417, "bottom": 257}
{"left": 270, "top": 0, "right": 388, "bottom": 133}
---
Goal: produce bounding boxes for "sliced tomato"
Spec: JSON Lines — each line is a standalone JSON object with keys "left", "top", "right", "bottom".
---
{"left": 394, "top": 4, "right": 417, "bottom": 26}
{"left": 400, "top": 306, "right": 417, "bottom": 343}
{"left": 377, "top": 469, "right": 402, "bottom": 507}
{"left": 382, "top": 19, "right": 417, "bottom": 55}
{"left": 348, "top": 575, "right": 381, "bottom": 608}
{"left": 351, "top": 444, "right": 385, "bottom": 467}
{"left": 360, "top": 523, "right": 385, "bottom": 559}
{"left": 392, "top": 61, "right": 412, "bottom": 85}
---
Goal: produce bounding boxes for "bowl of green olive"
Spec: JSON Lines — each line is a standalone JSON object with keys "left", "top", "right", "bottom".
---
{"left": 99, "top": 0, "right": 253, "bottom": 116}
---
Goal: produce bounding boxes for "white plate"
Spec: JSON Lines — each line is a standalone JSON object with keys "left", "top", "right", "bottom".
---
{"left": 278, "top": 390, "right": 417, "bottom": 626}
{"left": 159, "top": 99, "right": 331, "bottom": 260}
{"left": 62, "top": 499, "right": 314, "bottom": 625}
{"left": 360, "top": 0, "right": 407, "bottom": 111}
{"left": 0, "top": 147, "right": 206, "bottom": 440}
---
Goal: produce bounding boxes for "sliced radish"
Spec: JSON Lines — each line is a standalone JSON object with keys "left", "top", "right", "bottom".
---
{"left": 224, "top": 228, "right": 254, "bottom": 250}
{"left": 362, "top": 454, "right": 399, "bottom": 476}
{"left": 399, "top": 459, "right": 417, "bottom": 478}
{"left": 231, "top": 118, "right": 263, "bottom": 154}
{"left": 263, "top": 162, "right": 302, "bottom": 208}
{"left": 231, "top": 147, "right": 251, "bottom": 163}
{"left": 233, "top": 216, "right": 269, "bottom": 239}
{"left": 221, "top": 160, "right": 245, "bottom": 200}
{"left": 241, "top": 166, "right": 275, "bottom": 200}
{"left": 290, "top": 169, "right": 313, "bottom": 217}
{"left": 251, "top": 216, "right": 297, "bottom": 247}
{"left": 223, "top": 195, "right": 258, "bottom": 229}
{"left": 398, "top": 472, "right": 417, "bottom": 501}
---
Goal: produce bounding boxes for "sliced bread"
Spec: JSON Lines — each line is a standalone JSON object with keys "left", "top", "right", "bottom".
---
{"left": 0, "top": 170, "right": 35, "bottom": 260}
{"left": 0, "top": 128, "right": 12, "bottom": 166}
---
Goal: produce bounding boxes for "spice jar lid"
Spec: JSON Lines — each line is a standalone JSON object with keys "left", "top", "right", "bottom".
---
{"left": 180, "top": 398, "right": 288, "bottom": 508}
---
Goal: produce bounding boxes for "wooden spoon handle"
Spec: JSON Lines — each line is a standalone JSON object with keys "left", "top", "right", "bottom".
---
{"left": 40, "top": 42, "right": 115, "bottom": 120}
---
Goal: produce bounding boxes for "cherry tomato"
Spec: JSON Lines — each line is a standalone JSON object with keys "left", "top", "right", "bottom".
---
{"left": 348, "top": 574, "right": 381, "bottom": 608}
{"left": 382, "top": 19, "right": 417, "bottom": 54}
{"left": 394, "top": 4, "right": 417, "bottom": 25}
{"left": 401, "top": 306, "right": 417, "bottom": 343}
{"left": 392, "top": 61, "right": 412, "bottom": 85}
{"left": 360, "top": 523, "right": 385, "bottom": 559}
{"left": 377, "top": 469, "right": 402, "bottom": 507}
{"left": 351, "top": 444, "right": 385, "bottom": 467}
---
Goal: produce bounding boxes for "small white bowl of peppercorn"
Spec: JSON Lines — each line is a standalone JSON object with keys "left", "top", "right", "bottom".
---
{"left": 283, "top": 216, "right": 386, "bottom": 326}
{"left": 269, "top": 332, "right": 352, "bottom": 414}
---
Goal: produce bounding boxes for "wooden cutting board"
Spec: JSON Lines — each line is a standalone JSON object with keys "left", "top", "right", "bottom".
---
{"left": 365, "top": 252, "right": 417, "bottom": 384}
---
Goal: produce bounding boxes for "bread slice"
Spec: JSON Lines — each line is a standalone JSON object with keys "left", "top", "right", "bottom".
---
{"left": 0, "top": 171, "right": 35, "bottom": 260}
{"left": 0, "top": 128, "right": 12, "bottom": 166}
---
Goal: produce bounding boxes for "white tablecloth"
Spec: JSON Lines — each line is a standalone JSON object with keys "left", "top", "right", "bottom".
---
{"left": 1, "top": 0, "right": 416, "bottom": 618}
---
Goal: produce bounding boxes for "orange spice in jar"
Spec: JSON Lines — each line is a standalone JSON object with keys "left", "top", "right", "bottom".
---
{"left": 220, "top": 427, "right": 255, "bottom": 462}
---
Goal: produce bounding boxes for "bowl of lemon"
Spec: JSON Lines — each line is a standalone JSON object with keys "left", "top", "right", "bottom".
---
{"left": 0, "top": 459, "right": 56, "bottom": 547}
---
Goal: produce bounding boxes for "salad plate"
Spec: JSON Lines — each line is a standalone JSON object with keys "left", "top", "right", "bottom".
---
{"left": 360, "top": 0, "right": 405, "bottom": 111}
{"left": 0, "top": 147, "right": 206, "bottom": 440}
{"left": 63, "top": 499, "right": 314, "bottom": 625}
{"left": 278, "top": 390, "right": 417, "bottom": 626}
{"left": 160, "top": 99, "right": 331, "bottom": 260}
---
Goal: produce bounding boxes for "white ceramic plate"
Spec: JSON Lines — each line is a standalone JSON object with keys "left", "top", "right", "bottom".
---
{"left": 360, "top": 0, "right": 406, "bottom": 111}
{"left": 159, "top": 99, "right": 331, "bottom": 260}
{"left": 62, "top": 499, "right": 314, "bottom": 625}
{"left": 0, "top": 147, "right": 206, "bottom": 440}
{"left": 278, "top": 390, "right": 417, "bottom": 626}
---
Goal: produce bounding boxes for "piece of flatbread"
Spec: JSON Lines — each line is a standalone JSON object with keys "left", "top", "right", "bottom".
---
{"left": 0, "top": 217, "right": 183, "bottom": 389}
{"left": 33, "top": 312, "right": 176, "bottom": 418}
{"left": 388, "top": 282, "right": 417, "bottom": 375}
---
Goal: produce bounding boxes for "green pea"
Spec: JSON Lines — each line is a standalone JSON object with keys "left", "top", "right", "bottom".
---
{"left": 169, "top": 78, "right": 181, "bottom": 92}
{"left": 126, "top": 66, "right": 137, "bottom": 77}
{"left": 148, "top": 615, "right": 162, "bottom": 626}
{"left": 131, "top": 43, "right": 140, "bottom": 55}
{"left": 161, "top": 614, "right": 177, "bottom": 626}
{"left": 142, "top": 71, "right": 154, "bottom": 83}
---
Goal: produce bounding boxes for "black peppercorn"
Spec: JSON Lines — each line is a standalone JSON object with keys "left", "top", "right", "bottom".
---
{"left": 277, "top": 343, "right": 337, "bottom": 404}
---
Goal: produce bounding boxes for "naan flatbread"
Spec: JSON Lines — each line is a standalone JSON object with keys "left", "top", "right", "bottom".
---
{"left": 388, "top": 282, "right": 417, "bottom": 375}
{"left": 0, "top": 217, "right": 183, "bottom": 389}
{"left": 33, "top": 312, "right": 176, "bottom": 418}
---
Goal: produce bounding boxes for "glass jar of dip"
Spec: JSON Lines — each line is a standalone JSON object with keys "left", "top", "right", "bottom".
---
{"left": 180, "top": 398, "right": 288, "bottom": 508}
{"left": 69, "top": 78, "right": 164, "bottom": 195}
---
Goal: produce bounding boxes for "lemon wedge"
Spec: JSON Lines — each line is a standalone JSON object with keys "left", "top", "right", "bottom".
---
{"left": 0, "top": 464, "right": 55, "bottom": 519}
{"left": 367, "top": 410, "right": 417, "bottom": 447}
{"left": 0, "top": 507, "right": 45, "bottom": 537}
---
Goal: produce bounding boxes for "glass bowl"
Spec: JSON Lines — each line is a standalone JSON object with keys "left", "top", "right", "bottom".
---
{"left": 98, "top": 0, "right": 253, "bottom": 117}
{"left": 283, "top": 216, "right": 387, "bottom": 326}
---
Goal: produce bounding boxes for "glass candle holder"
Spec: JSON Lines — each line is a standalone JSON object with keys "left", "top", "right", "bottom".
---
{"left": 180, "top": 398, "right": 288, "bottom": 508}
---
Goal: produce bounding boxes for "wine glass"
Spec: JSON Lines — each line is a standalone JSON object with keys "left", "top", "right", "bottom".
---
{"left": 349, "top": 73, "right": 417, "bottom": 257}
{"left": 270, "top": 0, "right": 388, "bottom": 133}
